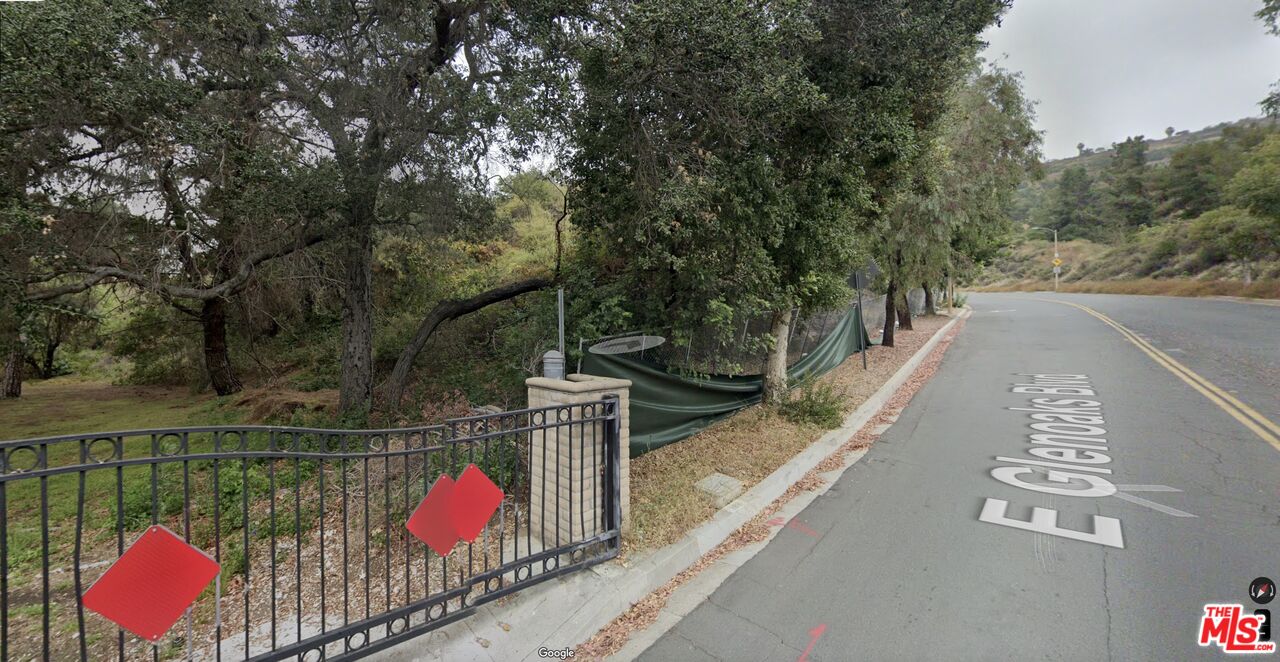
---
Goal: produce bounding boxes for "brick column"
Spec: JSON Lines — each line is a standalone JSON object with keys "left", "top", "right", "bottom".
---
{"left": 526, "top": 374, "right": 631, "bottom": 547}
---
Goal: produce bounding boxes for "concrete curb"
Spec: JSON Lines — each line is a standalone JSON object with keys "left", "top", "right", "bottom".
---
{"left": 370, "top": 309, "right": 971, "bottom": 662}
{"left": 607, "top": 307, "right": 970, "bottom": 660}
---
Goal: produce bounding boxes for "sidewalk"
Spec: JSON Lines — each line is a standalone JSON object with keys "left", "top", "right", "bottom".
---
{"left": 369, "top": 309, "right": 970, "bottom": 662}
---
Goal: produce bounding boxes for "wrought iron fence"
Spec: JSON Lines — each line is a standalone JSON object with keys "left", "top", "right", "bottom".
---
{"left": 0, "top": 397, "right": 621, "bottom": 661}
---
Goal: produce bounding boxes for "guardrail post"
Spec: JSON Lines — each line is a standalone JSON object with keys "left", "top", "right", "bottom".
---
{"left": 525, "top": 375, "right": 632, "bottom": 546}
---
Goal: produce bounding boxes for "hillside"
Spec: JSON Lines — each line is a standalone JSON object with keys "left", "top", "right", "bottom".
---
{"left": 989, "top": 113, "right": 1280, "bottom": 299}
{"left": 1041, "top": 116, "right": 1274, "bottom": 181}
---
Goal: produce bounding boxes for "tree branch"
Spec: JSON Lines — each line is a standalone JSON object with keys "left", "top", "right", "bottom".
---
{"left": 382, "top": 275, "right": 553, "bottom": 407}
{"left": 25, "top": 219, "right": 339, "bottom": 302}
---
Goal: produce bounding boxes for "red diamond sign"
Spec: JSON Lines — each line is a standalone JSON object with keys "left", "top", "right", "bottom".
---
{"left": 450, "top": 464, "right": 504, "bottom": 542}
{"left": 406, "top": 475, "right": 460, "bottom": 556}
{"left": 82, "top": 525, "right": 220, "bottom": 642}
{"left": 406, "top": 466, "right": 505, "bottom": 556}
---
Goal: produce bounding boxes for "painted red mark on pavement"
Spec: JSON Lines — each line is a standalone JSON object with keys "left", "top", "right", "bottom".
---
{"left": 767, "top": 516, "right": 819, "bottom": 538}
{"left": 407, "top": 465, "right": 506, "bottom": 555}
{"left": 787, "top": 520, "right": 820, "bottom": 537}
{"left": 82, "top": 525, "right": 220, "bottom": 642}
{"left": 797, "top": 623, "right": 827, "bottom": 662}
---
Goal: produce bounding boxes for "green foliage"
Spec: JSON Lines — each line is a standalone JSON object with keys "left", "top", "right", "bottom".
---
{"left": 1100, "top": 136, "right": 1154, "bottom": 229}
{"left": 570, "top": 0, "right": 827, "bottom": 347}
{"left": 779, "top": 377, "right": 844, "bottom": 429}
{"left": 112, "top": 467, "right": 185, "bottom": 531}
{"left": 1225, "top": 134, "right": 1280, "bottom": 219}
{"left": 111, "top": 305, "right": 203, "bottom": 387}
{"left": 1046, "top": 166, "right": 1104, "bottom": 240}
{"left": 1003, "top": 118, "right": 1280, "bottom": 282}
{"left": 1153, "top": 141, "right": 1231, "bottom": 218}
{"left": 572, "top": 0, "right": 1007, "bottom": 370}
{"left": 1190, "top": 207, "right": 1280, "bottom": 265}
{"left": 882, "top": 57, "right": 1043, "bottom": 294}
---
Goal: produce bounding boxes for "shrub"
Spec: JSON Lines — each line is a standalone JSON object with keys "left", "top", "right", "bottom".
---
{"left": 779, "top": 377, "right": 844, "bottom": 428}
{"left": 113, "top": 467, "right": 185, "bottom": 530}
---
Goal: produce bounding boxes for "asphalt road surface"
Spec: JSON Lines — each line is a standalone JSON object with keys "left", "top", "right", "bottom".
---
{"left": 637, "top": 292, "right": 1280, "bottom": 661}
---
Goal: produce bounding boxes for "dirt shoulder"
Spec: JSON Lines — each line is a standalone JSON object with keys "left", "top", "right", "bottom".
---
{"left": 579, "top": 313, "right": 967, "bottom": 659}
{"left": 626, "top": 313, "right": 954, "bottom": 553}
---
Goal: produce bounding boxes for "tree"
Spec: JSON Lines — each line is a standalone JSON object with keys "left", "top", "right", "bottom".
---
{"left": 1166, "top": 126, "right": 1175, "bottom": 138}
{"left": 1190, "top": 207, "right": 1278, "bottom": 284}
{"left": 1044, "top": 166, "right": 1103, "bottom": 240}
{"left": 1184, "top": 134, "right": 1280, "bottom": 283}
{"left": 1077, "top": 142, "right": 1087, "bottom": 156}
{"left": 273, "top": 2, "right": 579, "bottom": 416}
{"left": 571, "top": 0, "right": 1008, "bottom": 390}
{"left": 878, "top": 58, "right": 1041, "bottom": 345}
{"left": 0, "top": 1, "right": 349, "bottom": 399}
{"left": 1099, "top": 136, "right": 1153, "bottom": 229}
{"left": 0, "top": 0, "right": 164, "bottom": 397}
{"left": 1225, "top": 133, "right": 1280, "bottom": 220}
{"left": 941, "top": 63, "right": 1043, "bottom": 280}
{"left": 1152, "top": 141, "right": 1230, "bottom": 219}
{"left": 570, "top": 0, "right": 827, "bottom": 400}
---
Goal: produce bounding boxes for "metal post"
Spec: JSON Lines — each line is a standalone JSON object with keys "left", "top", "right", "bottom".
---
{"left": 1053, "top": 230, "right": 1059, "bottom": 293}
{"left": 602, "top": 394, "right": 622, "bottom": 539}
{"left": 854, "top": 272, "right": 867, "bottom": 370}
{"left": 557, "top": 288, "right": 565, "bottom": 353}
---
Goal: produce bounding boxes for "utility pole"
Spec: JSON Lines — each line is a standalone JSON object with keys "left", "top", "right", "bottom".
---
{"left": 1030, "top": 226, "right": 1059, "bottom": 292}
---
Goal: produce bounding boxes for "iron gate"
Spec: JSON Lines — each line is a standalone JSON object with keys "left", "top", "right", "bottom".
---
{"left": 0, "top": 397, "right": 621, "bottom": 660}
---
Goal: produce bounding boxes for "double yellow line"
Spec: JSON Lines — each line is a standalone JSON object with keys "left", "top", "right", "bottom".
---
{"left": 1035, "top": 298, "right": 1280, "bottom": 452}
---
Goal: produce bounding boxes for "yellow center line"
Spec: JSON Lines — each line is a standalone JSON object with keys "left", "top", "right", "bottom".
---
{"left": 1025, "top": 297, "right": 1280, "bottom": 453}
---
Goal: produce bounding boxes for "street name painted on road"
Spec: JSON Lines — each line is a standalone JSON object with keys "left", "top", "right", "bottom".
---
{"left": 978, "top": 373, "right": 1126, "bottom": 548}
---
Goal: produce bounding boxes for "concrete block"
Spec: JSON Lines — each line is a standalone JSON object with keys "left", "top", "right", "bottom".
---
{"left": 694, "top": 472, "right": 744, "bottom": 508}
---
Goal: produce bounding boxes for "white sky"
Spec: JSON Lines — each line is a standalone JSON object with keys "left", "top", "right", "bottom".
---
{"left": 982, "top": 0, "right": 1280, "bottom": 159}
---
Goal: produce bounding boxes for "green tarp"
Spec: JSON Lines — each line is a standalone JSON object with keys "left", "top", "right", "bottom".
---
{"left": 580, "top": 305, "right": 873, "bottom": 455}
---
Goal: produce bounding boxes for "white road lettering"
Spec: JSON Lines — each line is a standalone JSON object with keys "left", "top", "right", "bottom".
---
{"left": 980, "top": 373, "right": 1126, "bottom": 548}
{"left": 979, "top": 498, "right": 1125, "bottom": 548}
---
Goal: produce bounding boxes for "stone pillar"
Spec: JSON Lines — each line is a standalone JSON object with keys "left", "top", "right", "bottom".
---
{"left": 525, "top": 374, "right": 632, "bottom": 547}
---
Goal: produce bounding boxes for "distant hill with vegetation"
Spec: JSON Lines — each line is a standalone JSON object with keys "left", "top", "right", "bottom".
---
{"left": 981, "top": 115, "right": 1280, "bottom": 297}
{"left": 1040, "top": 117, "right": 1275, "bottom": 179}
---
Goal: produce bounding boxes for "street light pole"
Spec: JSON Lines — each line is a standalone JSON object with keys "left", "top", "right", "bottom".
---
{"left": 1030, "top": 226, "right": 1059, "bottom": 292}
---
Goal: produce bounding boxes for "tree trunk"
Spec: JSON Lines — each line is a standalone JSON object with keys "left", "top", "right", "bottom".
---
{"left": 40, "top": 340, "right": 58, "bottom": 378}
{"left": 1243, "top": 261, "right": 1253, "bottom": 285}
{"left": 923, "top": 282, "right": 936, "bottom": 316}
{"left": 383, "top": 276, "right": 552, "bottom": 408}
{"left": 896, "top": 291, "right": 913, "bottom": 330}
{"left": 947, "top": 274, "right": 954, "bottom": 312}
{"left": 339, "top": 222, "right": 375, "bottom": 416}
{"left": 2, "top": 344, "right": 21, "bottom": 398}
{"left": 882, "top": 279, "right": 897, "bottom": 347}
{"left": 201, "top": 297, "right": 243, "bottom": 396}
{"left": 761, "top": 307, "right": 793, "bottom": 405}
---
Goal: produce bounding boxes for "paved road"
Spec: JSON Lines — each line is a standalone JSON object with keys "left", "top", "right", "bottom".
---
{"left": 637, "top": 293, "right": 1280, "bottom": 661}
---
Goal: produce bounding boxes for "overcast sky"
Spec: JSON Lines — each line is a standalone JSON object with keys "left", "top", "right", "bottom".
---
{"left": 981, "top": 0, "right": 1280, "bottom": 160}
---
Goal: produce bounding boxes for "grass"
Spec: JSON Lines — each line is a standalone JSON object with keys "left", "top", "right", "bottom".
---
{"left": 1, "top": 378, "right": 243, "bottom": 566}
{"left": 1, "top": 377, "right": 229, "bottom": 441}
{"left": 973, "top": 278, "right": 1280, "bottom": 300}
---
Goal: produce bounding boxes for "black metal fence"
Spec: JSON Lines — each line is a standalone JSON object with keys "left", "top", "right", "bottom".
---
{"left": 0, "top": 397, "right": 621, "bottom": 661}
